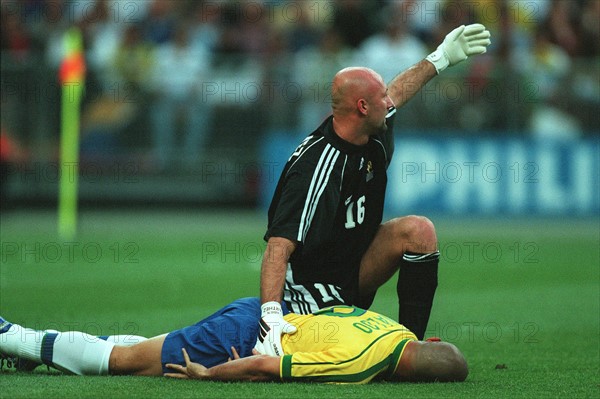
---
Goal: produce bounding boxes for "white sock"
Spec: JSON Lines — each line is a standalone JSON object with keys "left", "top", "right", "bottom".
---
{"left": 0, "top": 323, "right": 114, "bottom": 375}
{"left": 0, "top": 324, "right": 45, "bottom": 361}
{"left": 100, "top": 335, "right": 148, "bottom": 346}
{"left": 47, "top": 332, "right": 114, "bottom": 375}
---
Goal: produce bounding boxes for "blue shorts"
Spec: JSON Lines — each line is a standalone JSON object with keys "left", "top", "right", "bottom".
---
{"left": 161, "top": 297, "right": 289, "bottom": 373}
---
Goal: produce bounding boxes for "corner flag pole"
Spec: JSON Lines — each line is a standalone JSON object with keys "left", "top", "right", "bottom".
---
{"left": 58, "top": 27, "right": 86, "bottom": 239}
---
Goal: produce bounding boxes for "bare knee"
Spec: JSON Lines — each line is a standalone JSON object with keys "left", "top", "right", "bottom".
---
{"left": 109, "top": 345, "right": 158, "bottom": 376}
{"left": 388, "top": 215, "right": 437, "bottom": 253}
{"left": 111, "top": 335, "right": 166, "bottom": 376}
{"left": 109, "top": 346, "right": 136, "bottom": 375}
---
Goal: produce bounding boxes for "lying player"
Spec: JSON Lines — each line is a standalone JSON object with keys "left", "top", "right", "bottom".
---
{"left": 0, "top": 298, "right": 467, "bottom": 383}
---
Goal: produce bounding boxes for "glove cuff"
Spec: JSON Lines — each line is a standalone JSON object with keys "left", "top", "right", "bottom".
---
{"left": 261, "top": 301, "right": 282, "bottom": 316}
{"left": 425, "top": 47, "right": 450, "bottom": 74}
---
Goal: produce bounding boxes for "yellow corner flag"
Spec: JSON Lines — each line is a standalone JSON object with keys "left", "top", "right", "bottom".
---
{"left": 58, "top": 27, "right": 86, "bottom": 239}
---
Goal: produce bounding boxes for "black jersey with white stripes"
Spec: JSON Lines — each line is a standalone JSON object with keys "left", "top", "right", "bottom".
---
{"left": 265, "top": 109, "right": 396, "bottom": 314}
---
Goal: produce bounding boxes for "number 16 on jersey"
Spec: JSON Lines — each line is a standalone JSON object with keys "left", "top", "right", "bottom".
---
{"left": 345, "top": 195, "right": 366, "bottom": 229}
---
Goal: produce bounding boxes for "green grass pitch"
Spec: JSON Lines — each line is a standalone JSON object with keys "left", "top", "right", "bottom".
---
{"left": 1, "top": 210, "right": 598, "bottom": 398}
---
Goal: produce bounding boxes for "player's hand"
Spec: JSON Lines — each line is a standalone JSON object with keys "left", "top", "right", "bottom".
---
{"left": 164, "top": 348, "right": 209, "bottom": 379}
{"left": 254, "top": 301, "right": 297, "bottom": 357}
{"left": 426, "top": 24, "right": 491, "bottom": 73}
{"left": 227, "top": 346, "right": 241, "bottom": 362}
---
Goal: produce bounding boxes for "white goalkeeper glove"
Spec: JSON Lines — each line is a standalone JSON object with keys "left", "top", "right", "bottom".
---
{"left": 254, "top": 301, "right": 297, "bottom": 357}
{"left": 426, "top": 23, "right": 491, "bottom": 74}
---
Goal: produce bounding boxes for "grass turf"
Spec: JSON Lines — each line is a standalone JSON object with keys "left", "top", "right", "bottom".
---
{"left": 1, "top": 210, "right": 598, "bottom": 398}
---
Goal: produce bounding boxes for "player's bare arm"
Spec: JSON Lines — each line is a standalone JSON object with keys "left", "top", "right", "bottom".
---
{"left": 255, "top": 237, "right": 298, "bottom": 357}
{"left": 165, "top": 348, "right": 280, "bottom": 382}
{"left": 260, "top": 236, "right": 297, "bottom": 303}
{"left": 387, "top": 60, "right": 436, "bottom": 109}
{"left": 388, "top": 23, "right": 491, "bottom": 108}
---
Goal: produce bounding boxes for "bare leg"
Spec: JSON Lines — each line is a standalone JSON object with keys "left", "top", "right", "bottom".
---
{"left": 358, "top": 215, "right": 437, "bottom": 298}
{"left": 109, "top": 334, "right": 167, "bottom": 376}
{"left": 358, "top": 215, "right": 439, "bottom": 339}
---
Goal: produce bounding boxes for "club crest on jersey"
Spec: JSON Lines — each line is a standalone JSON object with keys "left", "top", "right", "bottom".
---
{"left": 366, "top": 161, "right": 374, "bottom": 182}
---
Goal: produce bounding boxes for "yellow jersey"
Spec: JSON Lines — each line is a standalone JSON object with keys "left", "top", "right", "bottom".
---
{"left": 280, "top": 306, "right": 417, "bottom": 384}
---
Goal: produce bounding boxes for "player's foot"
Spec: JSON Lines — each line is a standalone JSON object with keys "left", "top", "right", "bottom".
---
{"left": 0, "top": 353, "right": 13, "bottom": 370}
{"left": 1, "top": 318, "right": 49, "bottom": 372}
{"left": 0, "top": 353, "right": 41, "bottom": 372}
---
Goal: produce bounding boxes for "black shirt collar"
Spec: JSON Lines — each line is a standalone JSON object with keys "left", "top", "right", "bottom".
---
{"left": 322, "top": 115, "right": 367, "bottom": 154}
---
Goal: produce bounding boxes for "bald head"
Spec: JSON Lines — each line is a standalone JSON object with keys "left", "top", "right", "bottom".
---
{"left": 394, "top": 340, "right": 469, "bottom": 383}
{"left": 331, "top": 67, "right": 386, "bottom": 116}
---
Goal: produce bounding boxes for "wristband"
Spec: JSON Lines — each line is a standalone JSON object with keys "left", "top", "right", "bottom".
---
{"left": 261, "top": 301, "right": 282, "bottom": 316}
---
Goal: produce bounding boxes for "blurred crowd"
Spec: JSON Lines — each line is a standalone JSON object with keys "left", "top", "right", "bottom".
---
{"left": 1, "top": 0, "right": 598, "bottom": 168}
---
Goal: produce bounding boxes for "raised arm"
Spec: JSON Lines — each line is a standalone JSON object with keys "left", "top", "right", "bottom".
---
{"left": 387, "top": 60, "right": 436, "bottom": 108}
{"left": 388, "top": 24, "right": 491, "bottom": 108}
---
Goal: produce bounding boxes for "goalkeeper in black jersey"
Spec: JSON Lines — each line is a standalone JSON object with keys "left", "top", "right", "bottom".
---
{"left": 255, "top": 24, "right": 492, "bottom": 357}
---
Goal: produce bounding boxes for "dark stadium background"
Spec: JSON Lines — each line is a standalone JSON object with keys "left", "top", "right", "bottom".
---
{"left": 1, "top": 0, "right": 597, "bottom": 212}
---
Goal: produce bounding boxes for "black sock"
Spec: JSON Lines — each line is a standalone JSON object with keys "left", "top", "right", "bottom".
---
{"left": 397, "top": 251, "right": 439, "bottom": 340}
